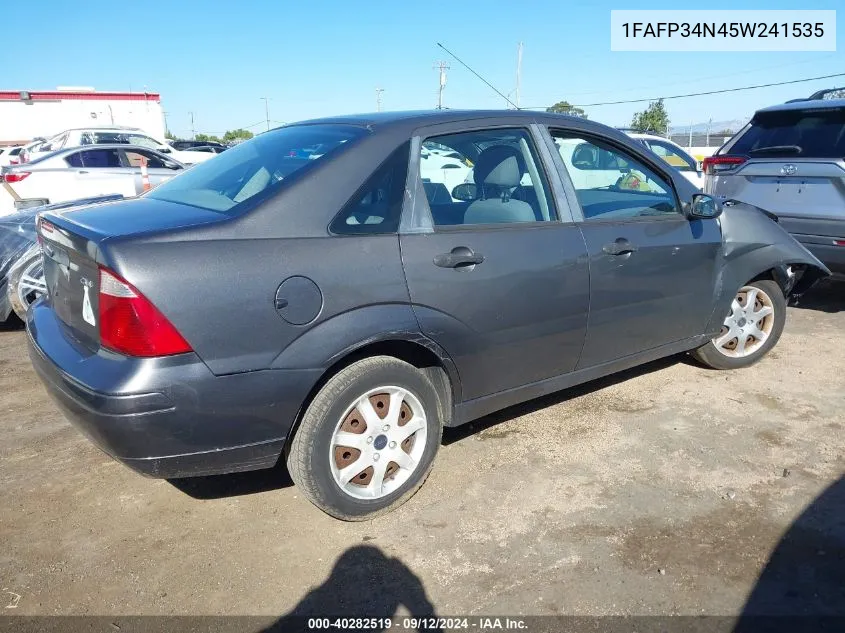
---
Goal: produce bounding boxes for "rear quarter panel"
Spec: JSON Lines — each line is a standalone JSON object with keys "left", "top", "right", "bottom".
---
{"left": 103, "top": 233, "right": 413, "bottom": 375}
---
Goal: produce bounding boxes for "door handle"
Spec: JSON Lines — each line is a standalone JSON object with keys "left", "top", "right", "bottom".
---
{"left": 434, "top": 247, "right": 485, "bottom": 269}
{"left": 78, "top": 170, "right": 89, "bottom": 174}
{"left": 602, "top": 238, "right": 637, "bottom": 256}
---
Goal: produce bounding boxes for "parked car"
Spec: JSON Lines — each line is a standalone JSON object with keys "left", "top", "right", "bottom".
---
{"left": 0, "top": 195, "right": 124, "bottom": 323}
{"left": 0, "top": 146, "right": 23, "bottom": 167}
{"left": 27, "top": 111, "right": 827, "bottom": 521}
{"left": 704, "top": 95, "right": 845, "bottom": 278}
{"left": 169, "top": 140, "right": 228, "bottom": 151}
{"left": 23, "top": 127, "right": 213, "bottom": 165}
{"left": 16, "top": 137, "right": 48, "bottom": 164}
{"left": 627, "top": 132, "right": 704, "bottom": 189}
{"left": 181, "top": 145, "right": 228, "bottom": 155}
{"left": 0, "top": 145, "right": 183, "bottom": 215}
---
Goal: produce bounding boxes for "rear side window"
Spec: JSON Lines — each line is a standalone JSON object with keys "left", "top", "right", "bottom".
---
{"left": 65, "top": 152, "right": 83, "bottom": 167}
{"left": 729, "top": 108, "right": 845, "bottom": 158}
{"left": 330, "top": 143, "right": 409, "bottom": 235}
{"left": 79, "top": 149, "right": 122, "bottom": 168}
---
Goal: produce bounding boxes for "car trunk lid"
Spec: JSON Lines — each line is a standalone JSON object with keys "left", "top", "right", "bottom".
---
{"left": 38, "top": 197, "right": 228, "bottom": 350}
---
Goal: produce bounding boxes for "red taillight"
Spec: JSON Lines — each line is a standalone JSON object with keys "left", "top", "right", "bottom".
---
{"left": 2, "top": 171, "right": 30, "bottom": 183}
{"left": 834, "top": 239, "right": 845, "bottom": 247}
{"left": 702, "top": 155, "right": 747, "bottom": 176}
{"left": 98, "top": 267, "right": 192, "bottom": 357}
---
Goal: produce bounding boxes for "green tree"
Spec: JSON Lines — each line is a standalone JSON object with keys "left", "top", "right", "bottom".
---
{"left": 165, "top": 130, "right": 177, "bottom": 141}
{"left": 194, "top": 133, "right": 223, "bottom": 143}
{"left": 630, "top": 99, "right": 669, "bottom": 134}
{"left": 546, "top": 101, "right": 587, "bottom": 118}
{"left": 223, "top": 128, "right": 254, "bottom": 142}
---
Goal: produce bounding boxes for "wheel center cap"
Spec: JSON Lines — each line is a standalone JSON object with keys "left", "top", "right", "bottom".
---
{"left": 737, "top": 317, "right": 747, "bottom": 327}
{"left": 374, "top": 434, "right": 388, "bottom": 450}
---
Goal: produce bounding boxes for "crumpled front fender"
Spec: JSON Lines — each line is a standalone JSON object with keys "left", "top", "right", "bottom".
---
{"left": 704, "top": 201, "right": 830, "bottom": 334}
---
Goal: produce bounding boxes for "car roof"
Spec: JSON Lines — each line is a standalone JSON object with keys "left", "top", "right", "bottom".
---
{"left": 755, "top": 98, "right": 845, "bottom": 115}
{"left": 291, "top": 109, "right": 599, "bottom": 129}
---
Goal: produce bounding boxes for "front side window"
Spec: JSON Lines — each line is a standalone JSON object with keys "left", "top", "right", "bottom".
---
{"left": 419, "top": 127, "right": 555, "bottom": 226}
{"left": 647, "top": 140, "right": 697, "bottom": 173}
{"left": 123, "top": 149, "right": 179, "bottom": 170}
{"left": 147, "top": 124, "right": 365, "bottom": 214}
{"left": 551, "top": 131, "right": 679, "bottom": 221}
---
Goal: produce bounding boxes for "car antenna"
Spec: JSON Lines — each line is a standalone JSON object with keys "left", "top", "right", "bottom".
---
{"left": 436, "top": 42, "right": 520, "bottom": 110}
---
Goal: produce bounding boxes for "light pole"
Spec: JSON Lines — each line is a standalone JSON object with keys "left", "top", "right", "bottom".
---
{"left": 376, "top": 88, "right": 384, "bottom": 112}
{"left": 260, "top": 97, "right": 271, "bottom": 131}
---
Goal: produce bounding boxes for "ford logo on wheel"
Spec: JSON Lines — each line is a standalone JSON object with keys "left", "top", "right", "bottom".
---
{"left": 780, "top": 164, "right": 798, "bottom": 176}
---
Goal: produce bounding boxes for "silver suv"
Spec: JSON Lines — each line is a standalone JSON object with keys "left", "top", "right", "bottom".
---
{"left": 704, "top": 93, "right": 845, "bottom": 277}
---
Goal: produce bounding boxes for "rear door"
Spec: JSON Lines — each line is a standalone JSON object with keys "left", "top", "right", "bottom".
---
{"left": 546, "top": 128, "right": 721, "bottom": 368}
{"left": 68, "top": 149, "right": 136, "bottom": 200}
{"left": 400, "top": 123, "right": 590, "bottom": 402}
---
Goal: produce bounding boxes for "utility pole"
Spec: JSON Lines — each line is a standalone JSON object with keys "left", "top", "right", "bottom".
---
{"left": 433, "top": 61, "right": 449, "bottom": 109}
{"left": 260, "top": 97, "right": 271, "bottom": 131}
{"left": 163, "top": 111, "right": 169, "bottom": 137}
{"left": 688, "top": 121, "right": 693, "bottom": 148}
{"left": 515, "top": 42, "right": 523, "bottom": 109}
{"left": 188, "top": 111, "right": 195, "bottom": 140}
{"left": 705, "top": 117, "right": 712, "bottom": 147}
{"left": 375, "top": 88, "right": 384, "bottom": 112}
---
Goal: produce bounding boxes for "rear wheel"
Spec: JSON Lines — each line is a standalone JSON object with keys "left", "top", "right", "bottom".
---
{"left": 287, "top": 356, "right": 443, "bottom": 520}
{"left": 691, "top": 279, "right": 786, "bottom": 370}
{"left": 8, "top": 249, "right": 45, "bottom": 321}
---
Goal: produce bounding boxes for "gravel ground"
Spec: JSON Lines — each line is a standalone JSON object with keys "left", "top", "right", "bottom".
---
{"left": 0, "top": 282, "right": 843, "bottom": 625}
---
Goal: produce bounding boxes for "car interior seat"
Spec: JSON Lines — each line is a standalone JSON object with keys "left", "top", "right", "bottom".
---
{"left": 464, "top": 146, "right": 535, "bottom": 224}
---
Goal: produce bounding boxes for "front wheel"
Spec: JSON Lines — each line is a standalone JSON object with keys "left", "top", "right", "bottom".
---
{"left": 287, "top": 356, "right": 443, "bottom": 520}
{"left": 691, "top": 279, "right": 786, "bottom": 370}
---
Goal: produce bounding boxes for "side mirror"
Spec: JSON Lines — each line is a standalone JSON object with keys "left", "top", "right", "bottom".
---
{"left": 686, "top": 193, "right": 722, "bottom": 219}
{"left": 451, "top": 183, "right": 477, "bottom": 201}
{"left": 159, "top": 147, "right": 171, "bottom": 154}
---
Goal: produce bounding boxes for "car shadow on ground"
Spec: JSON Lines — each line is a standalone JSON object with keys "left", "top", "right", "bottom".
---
{"left": 734, "top": 475, "right": 845, "bottom": 631}
{"left": 167, "top": 459, "right": 294, "bottom": 499}
{"left": 790, "top": 279, "right": 844, "bottom": 313}
{"left": 261, "top": 544, "right": 440, "bottom": 632}
{"left": 442, "top": 353, "right": 682, "bottom": 446}
{"left": 0, "top": 316, "right": 24, "bottom": 332}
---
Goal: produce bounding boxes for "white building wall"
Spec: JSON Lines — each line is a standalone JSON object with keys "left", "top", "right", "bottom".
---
{"left": 0, "top": 95, "right": 165, "bottom": 144}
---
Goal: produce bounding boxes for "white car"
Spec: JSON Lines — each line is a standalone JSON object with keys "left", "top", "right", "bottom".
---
{"left": 625, "top": 132, "right": 704, "bottom": 189}
{"left": 0, "top": 146, "right": 23, "bottom": 167}
{"left": 0, "top": 144, "right": 183, "bottom": 215}
{"left": 23, "top": 127, "right": 213, "bottom": 166}
{"left": 553, "top": 134, "right": 704, "bottom": 193}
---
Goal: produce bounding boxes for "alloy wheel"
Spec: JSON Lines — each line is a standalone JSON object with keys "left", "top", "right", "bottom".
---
{"left": 329, "top": 386, "right": 428, "bottom": 500}
{"left": 714, "top": 285, "right": 775, "bottom": 358}
{"left": 16, "top": 258, "right": 46, "bottom": 312}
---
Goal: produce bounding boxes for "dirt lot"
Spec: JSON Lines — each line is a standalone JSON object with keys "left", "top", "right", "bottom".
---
{"left": 1, "top": 283, "right": 843, "bottom": 624}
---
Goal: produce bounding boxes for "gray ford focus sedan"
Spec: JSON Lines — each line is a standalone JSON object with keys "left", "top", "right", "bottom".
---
{"left": 27, "top": 111, "right": 828, "bottom": 520}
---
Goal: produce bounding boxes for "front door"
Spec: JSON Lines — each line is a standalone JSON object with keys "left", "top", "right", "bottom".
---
{"left": 548, "top": 130, "right": 721, "bottom": 368}
{"left": 400, "top": 126, "right": 590, "bottom": 401}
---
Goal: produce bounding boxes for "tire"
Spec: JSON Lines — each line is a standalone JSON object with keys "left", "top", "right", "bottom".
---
{"left": 287, "top": 356, "right": 444, "bottom": 521}
{"left": 691, "top": 279, "right": 786, "bottom": 370}
{"left": 7, "top": 247, "right": 45, "bottom": 321}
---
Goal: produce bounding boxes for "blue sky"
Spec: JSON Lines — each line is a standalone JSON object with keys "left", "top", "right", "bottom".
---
{"left": 6, "top": 0, "right": 843, "bottom": 137}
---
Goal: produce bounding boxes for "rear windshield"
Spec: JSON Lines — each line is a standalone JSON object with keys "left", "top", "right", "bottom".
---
{"left": 729, "top": 108, "right": 845, "bottom": 158}
{"left": 147, "top": 124, "right": 365, "bottom": 214}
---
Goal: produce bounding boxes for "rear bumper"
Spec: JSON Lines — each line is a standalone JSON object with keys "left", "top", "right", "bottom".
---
{"left": 27, "top": 301, "right": 321, "bottom": 478}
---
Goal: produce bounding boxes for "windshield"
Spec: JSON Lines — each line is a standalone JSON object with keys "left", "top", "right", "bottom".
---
{"left": 729, "top": 108, "right": 845, "bottom": 158}
{"left": 147, "top": 124, "right": 365, "bottom": 214}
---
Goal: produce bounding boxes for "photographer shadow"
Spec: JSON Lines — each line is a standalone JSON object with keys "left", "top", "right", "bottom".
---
{"left": 263, "top": 544, "right": 441, "bottom": 633}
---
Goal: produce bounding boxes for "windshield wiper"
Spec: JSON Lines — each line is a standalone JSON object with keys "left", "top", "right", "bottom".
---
{"left": 749, "top": 145, "right": 803, "bottom": 155}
